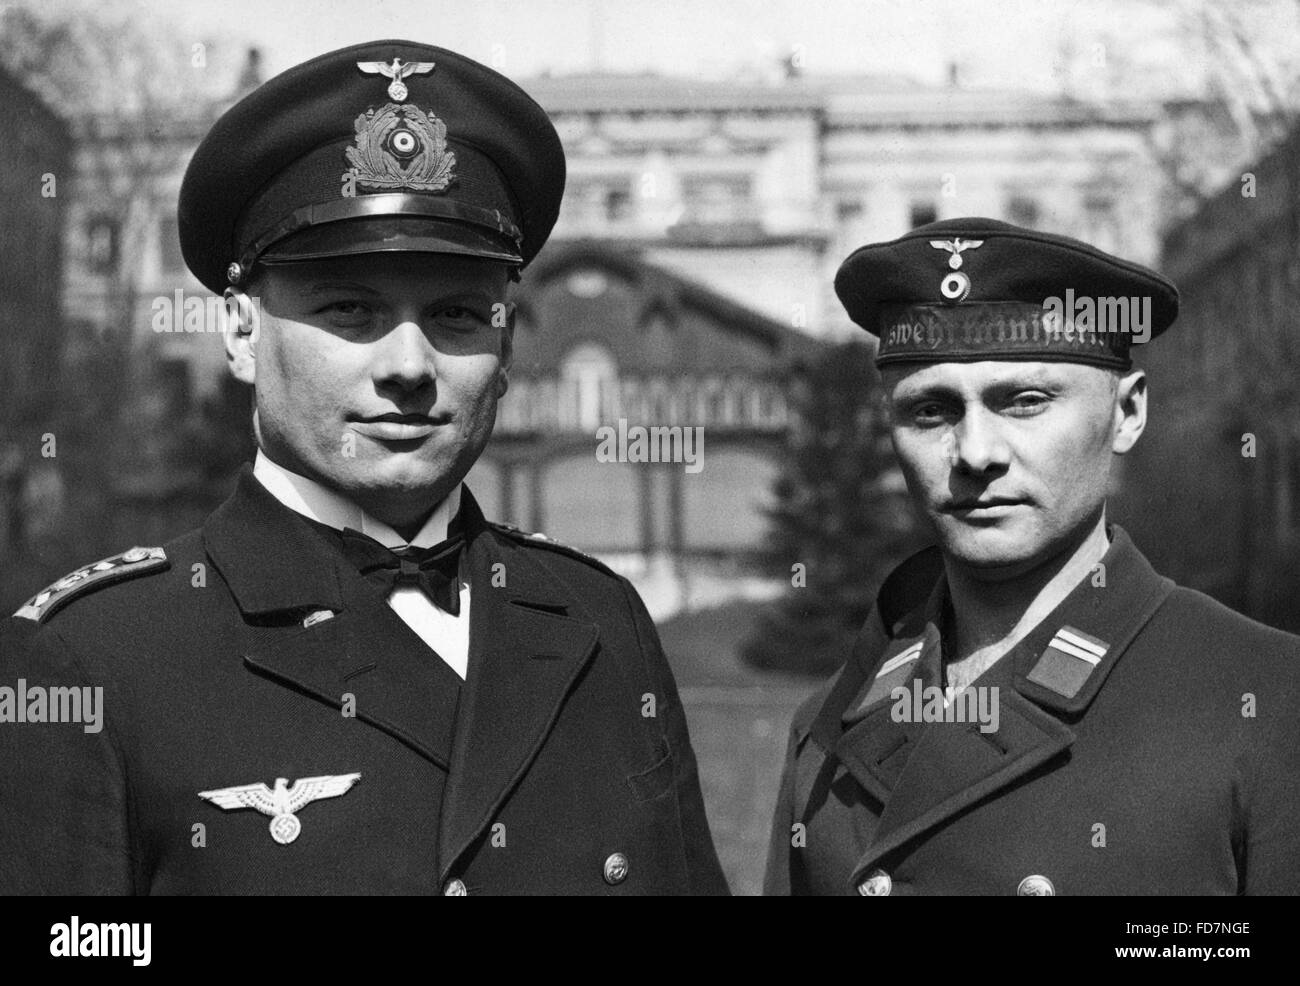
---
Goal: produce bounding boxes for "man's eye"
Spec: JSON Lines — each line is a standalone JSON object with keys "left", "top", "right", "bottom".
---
{"left": 439, "top": 305, "right": 489, "bottom": 326}
{"left": 1006, "top": 392, "right": 1050, "bottom": 415}
{"left": 910, "top": 402, "right": 951, "bottom": 425}
{"left": 318, "top": 300, "right": 372, "bottom": 320}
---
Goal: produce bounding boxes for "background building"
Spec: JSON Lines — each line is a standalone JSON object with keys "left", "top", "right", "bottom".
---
{"left": 1122, "top": 122, "right": 1300, "bottom": 629}
{"left": 465, "top": 242, "right": 820, "bottom": 618}
{"left": 535, "top": 69, "right": 1167, "bottom": 342}
{"left": 0, "top": 64, "right": 71, "bottom": 605}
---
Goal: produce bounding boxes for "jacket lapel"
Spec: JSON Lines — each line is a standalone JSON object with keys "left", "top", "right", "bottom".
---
{"left": 822, "top": 525, "right": 1174, "bottom": 888}
{"left": 205, "top": 466, "right": 346, "bottom": 617}
{"left": 829, "top": 622, "right": 940, "bottom": 806}
{"left": 242, "top": 600, "right": 464, "bottom": 769}
{"left": 206, "top": 467, "right": 465, "bottom": 769}
{"left": 848, "top": 687, "right": 1075, "bottom": 886}
{"left": 438, "top": 493, "right": 601, "bottom": 880}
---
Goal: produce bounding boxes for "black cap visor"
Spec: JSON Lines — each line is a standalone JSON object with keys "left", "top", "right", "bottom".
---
{"left": 259, "top": 214, "right": 523, "bottom": 268}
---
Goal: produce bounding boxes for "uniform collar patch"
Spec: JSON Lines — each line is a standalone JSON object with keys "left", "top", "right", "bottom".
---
{"left": 1012, "top": 527, "right": 1174, "bottom": 716}
{"left": 1025, "top": 625, "right": 1110, "bottom": 700}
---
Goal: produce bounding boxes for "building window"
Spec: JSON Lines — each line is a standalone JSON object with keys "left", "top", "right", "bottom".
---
{"left": 679, "top": 173, "right": 754, "bottom": 225}
{"left": 565, "top": 176, "right": 635, "bottom": 227}
{"left": 909, "top": 201, "right": 937, "bottom": 228}
{"left": 1007, "top": 195, "right": 1040, "bottom": 228}
{"left": 86, "top": 216, "right": 119, "bottom": 274}
{"left": 566, "top": 269, "right": 609, "bottom": 299}
{"left": 1083, "top": 193, "right": 1119, "bottom": 254}
{"left": 836, "top": 198, "right": 864, "bottom": 223}
{"left": 605, "top": 187, "right": 633, "bottom": 223}
{"left": 560, "top": 343, "right": 618, "bottom": 432}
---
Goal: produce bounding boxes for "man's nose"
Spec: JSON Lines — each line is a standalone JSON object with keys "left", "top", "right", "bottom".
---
{"left": 371, "top": 318, "right": 435, "bottom": 390}
{"left": 952, "top": 406, "right": 1010, "bottom": 475}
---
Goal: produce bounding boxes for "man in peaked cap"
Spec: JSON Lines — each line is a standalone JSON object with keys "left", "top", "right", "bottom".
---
{"left": 764, "top": 217, "right": 1300, "bottom": 895}
{"left": 1, "top": 41, "right": 727, "bottom": 895}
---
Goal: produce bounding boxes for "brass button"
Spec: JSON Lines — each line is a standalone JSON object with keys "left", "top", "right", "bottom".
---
{"left": 443, "top": 878, "right": 468, "bottom": 896}
{"left": 603, "top": 852, "right": 629, "bottom": 885}
{"left": 1017, "top": 874, "right": 1055, "bottom": 896}
{"left": 857, "top": 869, "right": 891, "bottom": 896}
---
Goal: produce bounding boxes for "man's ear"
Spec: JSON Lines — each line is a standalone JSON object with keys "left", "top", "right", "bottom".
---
{"left": 223, "top": 287, "right": 259, "bottom": 385}
{"left": 1112, "top": 369, "right": 1147, "bottom": 455}
{"left": 496, "top": 301, "right": 516, "bottom": 398}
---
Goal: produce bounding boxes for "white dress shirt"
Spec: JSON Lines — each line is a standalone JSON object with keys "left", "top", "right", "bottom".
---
{"left": 252, "top": 451, "right": 471, "bottom": 678}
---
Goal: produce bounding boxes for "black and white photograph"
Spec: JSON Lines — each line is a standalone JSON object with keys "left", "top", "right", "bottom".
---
{"left": 0, "top": 0, "right": 1296, "bottom": 955}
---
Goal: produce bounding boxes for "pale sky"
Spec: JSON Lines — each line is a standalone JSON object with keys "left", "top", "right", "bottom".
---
{"left": 16, "top": 0, "right": 1300, "bottom": 100}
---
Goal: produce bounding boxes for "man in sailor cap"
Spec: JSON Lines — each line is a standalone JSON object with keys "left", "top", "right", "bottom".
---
{"left": 764, "top": 218, "right": 1300, "bottom": 896}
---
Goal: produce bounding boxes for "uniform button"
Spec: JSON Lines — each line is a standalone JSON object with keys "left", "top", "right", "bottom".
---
{"left": 1017, "top": 874, "right": 1055, "bottom": 896}
{"left": 857, "top": 869, "right": 891, "bottom": 896}
{"left": 443, "top": 878, "right": 468, "bottom": 896}
{"left": 603, "top": 852, "right": 629, "bottom": 885}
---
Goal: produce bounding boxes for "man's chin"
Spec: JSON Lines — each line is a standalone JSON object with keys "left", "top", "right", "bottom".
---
{"left": 935, "top": 524, "right": 1049, "bottom": 581}
{"left": 348, "top": 457, "right": 455, "bottom": 496}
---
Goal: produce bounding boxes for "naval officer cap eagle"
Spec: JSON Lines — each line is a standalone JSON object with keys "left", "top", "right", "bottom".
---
{"left": 179, "top": 39, "right": 566, "bottom": 293}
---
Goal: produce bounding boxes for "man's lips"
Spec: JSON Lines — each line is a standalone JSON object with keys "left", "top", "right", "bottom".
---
{"left": 349, "top": 412, "right": 449, "bottom": 441}
{"left": 361, "top": 413, "right": 437, "bottom": 425}
{"left": 942, "top": 497, "right": 1026, "bottom": 512}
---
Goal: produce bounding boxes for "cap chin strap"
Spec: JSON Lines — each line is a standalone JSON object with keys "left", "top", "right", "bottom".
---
{"left": 230, "top": 193, "right": 524, "bottom": 284}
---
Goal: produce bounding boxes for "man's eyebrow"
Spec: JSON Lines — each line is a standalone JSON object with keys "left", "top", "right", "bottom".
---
{"left": 891, "top": 374, "right": 1065, "bottom": 402}
{"left": 299, "top": 284, "right": 499, "bottom": 305}
{"left": 892, "top": 381, "right": 959, "bottom": 401}
{"left": 984, "top": 374, "right": 1062, "bottom": 391}
{"left": 303, "top": 281, "right": 382, "bottom": 296}
{"left": 436, "top": 289, "right": 498, "bottom": 304}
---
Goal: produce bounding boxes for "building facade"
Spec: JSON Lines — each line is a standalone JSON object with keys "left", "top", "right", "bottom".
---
{"left": 532, "top": 71, "right": 1168, "bottom": 340}
{"left": 464, "top": 243, "right": 820, "bottom": 617}
{"left": 1123, "top": 123, "right": 1300, "bottom": 627}
{"left": 0, "top": 65, "right": 71, "bottom": 607}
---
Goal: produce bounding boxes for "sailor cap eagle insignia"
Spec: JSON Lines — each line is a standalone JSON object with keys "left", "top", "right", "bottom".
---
{"left": 929, "top": 238, "right": 984, "bottom": 302}
{"left": 198, "top": 773, "right": 362, "bottom": 845}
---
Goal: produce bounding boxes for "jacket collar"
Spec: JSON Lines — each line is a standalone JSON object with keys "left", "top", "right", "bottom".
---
{"left": 251, "top": 450, "right": 461, "bottom": 549}
{"left": 802, "top": 525, "right": 1177, "bottom": 892}
{"left": 824, "top": 523, "right": 1174, "bottom": 734}
{"left": 205, "top": 466, "right": 349, "bottom": 616}
{"left": 1010, "top": 525, "right": 1174, "bottom": 716}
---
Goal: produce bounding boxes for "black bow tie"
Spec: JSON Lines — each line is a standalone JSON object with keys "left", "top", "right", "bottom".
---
{"left": 339, "top": 528, "right": 465, "bottom": 615}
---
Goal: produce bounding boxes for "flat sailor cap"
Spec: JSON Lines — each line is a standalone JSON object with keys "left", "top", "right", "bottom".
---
{"left": 835, "top": 217, "right": 1179, "bottom": 369}
{"left": 179, "top": 39, "right": 566, "bottom": 293}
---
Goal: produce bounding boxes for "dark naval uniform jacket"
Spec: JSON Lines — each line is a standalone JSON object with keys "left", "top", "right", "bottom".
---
{"left": 0, "top": 468, "right": 728, "bottom": 895}
{"left": 764, "top": 526, "right": 1300, "bottom": 896}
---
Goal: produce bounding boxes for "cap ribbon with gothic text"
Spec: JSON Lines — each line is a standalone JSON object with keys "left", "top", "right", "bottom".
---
{"left": 179, "top": 39, "right": 566, "bottom": 293}
{"left": 834, "top": 217, "right": 1179, "bottom": 370}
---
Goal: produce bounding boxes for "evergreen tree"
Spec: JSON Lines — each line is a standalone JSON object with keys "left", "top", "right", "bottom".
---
{"left": 743, "top": 341, "right": 925, "bottom": 677}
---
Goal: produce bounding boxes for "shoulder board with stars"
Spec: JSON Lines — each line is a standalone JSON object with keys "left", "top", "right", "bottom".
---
{"left": 488, "top": 522, "right": 618, "bottom": 577}
{"left": 13, "top": 547, "right": 169, "bottom": 624}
